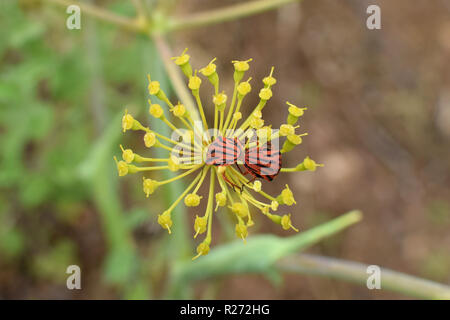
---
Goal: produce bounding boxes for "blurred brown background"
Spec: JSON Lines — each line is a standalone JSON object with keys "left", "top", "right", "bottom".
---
{"left": 174, "top": 0, "right": 450, "bottom": 299}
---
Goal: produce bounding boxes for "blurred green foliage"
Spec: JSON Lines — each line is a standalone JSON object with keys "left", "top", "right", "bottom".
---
{"left": 421, "top": 249, "right": 450, "bottom": 283}
{"left": 0, "top": 2, "right": 154, "bottom": 298}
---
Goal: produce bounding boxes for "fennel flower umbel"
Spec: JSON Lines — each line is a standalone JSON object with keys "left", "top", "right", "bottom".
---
{"left": 115, "top": 49, "right": 323, "bottom": 260}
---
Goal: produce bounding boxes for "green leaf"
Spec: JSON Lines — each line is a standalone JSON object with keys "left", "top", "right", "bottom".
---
{"left": 174, "top": 210, "right": 362, "bottom": 283}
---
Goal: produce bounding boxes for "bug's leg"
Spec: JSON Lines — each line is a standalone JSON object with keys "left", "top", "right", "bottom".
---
{"left": 237, "top": 175, "right": 256, "bottom": 194}
{"left": 240, "top": 182, "right": 246, "bottom": 194}
{"left": 246, "top": 175, "right": 257, "bottom": 186}
{"left": 236, "top": 163, "right": 248, "bottom": 176}
{"left": 234, "top": 164, "right": 250, "bottom": 193}
{"left": 222, "top": 171, "right": 241, "bottom": 192}
{"left": 248, "top": 176, "right": 257, "bottom": 184}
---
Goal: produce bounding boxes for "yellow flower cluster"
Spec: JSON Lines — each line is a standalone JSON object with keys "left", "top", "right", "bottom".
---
{"left": 115, "top": 49, "right": 323, "bottom": 260}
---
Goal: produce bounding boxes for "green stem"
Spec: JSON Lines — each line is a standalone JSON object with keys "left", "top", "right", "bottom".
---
{"left": 143, "top": 40, "right": 193, "bottom": 299}
{"left": 222, "top": 82, "right": 238, "bottom": 134}
{"left": 205, "top": 167, "right": 216, "bottom": 243}
{"left": 277, "top": 210, "right": 363, "bottom": 257}
{"left": 44, "top": 0, "right": 302, "bottom": 35}
{"left": 173, "top": 211, "right": 363, "bottom": 282}
{"left": 168, "top": 0, "right": 302, "bottom": 32}
{"left": 277, "top": 254, "right": 450, "bottom": 300}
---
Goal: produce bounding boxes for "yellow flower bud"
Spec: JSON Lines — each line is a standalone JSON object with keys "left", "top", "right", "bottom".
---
{"left": 188, "top": 75, "right": 202, "bottom": 91}
{"left": 246, "top": 130, "right": 255, "bottom": 140}
{"left": 200, "top": 58, "right": 217, "bottom": 77}
{"left": 157, "top": 210, "right": 173, "bottom": 234}
{"left": 237, "top": 81, "right": 251, "bottom": 97}
{"left": 168, "top": 156, "right": 180, "bottom": 172}
{"left": 294, "top": 156, "right": 324, "bottom": 172}
{"left": 263, "top": 67, "right": 276, "bottom": 87}
{"left": 199, "top": 58, "right": 219, "bottom": 87}
{"left": 192, "top": 241, "right": 210, "bottom": 260}
{"left": 253, "top": 180, "right": 262, "bottom": 192}
{"left": 286, "top": 102, "right": 307, "bottom": 125}
{"left": 185, "top": 193, "right": 202, "bottom": 207}
{"left": 215, "top": 192, "right": 227, "bottom": 210}
{"left": 249, "top": 116, "right": 264, "bottom": 129}
{"left": 122, "top": 112, "right": 134, "bottom": 133}
{"left": 235, "top": 223, "right": 248, "bottom": 242}
{"left": 173, "top": 52, "right": 190, "bottom": 66}
{"left": 114, "top": 156, "right": 139, "bottom": 176}
{"left": 233, "top": 112, "right": 242, "bottom": 121}
{"left": 288, "top": 133, "right": 303, "bottom": 145}
{"left": 149, "top": 103, "right": 164, "bottom": 119}
{"left": 143, "top": 178, "right": 159, "bottom": 197}
{"left": 305, "top": 156, "right": 322, "bottom": 171}
{"left": 303, "top": 156, "right": 314, "bottom": 170}
{"left": 213, "top": 92, "right": 227, "bottom": 111}
{"left": 256, "top": 126, "right": 272, "bottom": 141}
{"left": 259, "top": 87, "right": 272, "bottom": 101}
{"left": 281, "top": 133, "right": 307, "bottom": 153}
{"left": 116, "top": 159, "right": 128, "bottom": 176}
{"left": 287, "top": 102, "right": 306, "bottom": 117}
{"left": 193, "top": 215, "right": 207, "bottom": 238}
{"left": 253, "top": 110, "right": 262, "bottom": 119}
{"left": 263, "top": 75, "right": 277, "bottom": 87}
{"left": 144, "top": 132, "right": 157, "bottom": 148}
{"left": 280, "top": 124, "right": 295, "bottom": 137}
{"left": 271, "top": 200, "right": 279, "bottom": 211}
{"left": 232, "top": 59, "right": 252, "bottom": 82}
{"left": 281, "top": 214, "right": 299, "bottom": 232}
{"left": 120, "top": 145, "right": 134, "bottom": 163}
{"left": 172, "top": 103, "right": 186, "bottom": 118}
{"left": 148, "top": 80, "right": 161, "bottom": 96}
{"left": 232, "top": 59, "right": 252, "bottom": 72}
{"left": 172, "top": 48, "right": 192, "bottom": 77}
{"left": 277, "top": 184, "right": 296, "bottom": 206}
{"left": 230, "top": 202, "right": 248, "bottom": 218}
{"left": 121, "top": 110, "right": 144, "bottom": 133}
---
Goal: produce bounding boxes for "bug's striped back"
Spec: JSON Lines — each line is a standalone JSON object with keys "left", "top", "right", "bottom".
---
{"left": 205, "top": 136, "right": 244, "bottom": 166}
{"left": 244, "top": 142, "right": 281, "bottom": 181}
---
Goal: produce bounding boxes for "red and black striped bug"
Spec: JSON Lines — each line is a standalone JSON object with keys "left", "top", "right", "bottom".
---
{"left": 205, "top": 136, "right": 245, "bottom": 189}
{"left": 205, "top": 136, "right": 281, "bottom": 190}
{"left": 243, "top": 141, "right": 282, "bottom": 182}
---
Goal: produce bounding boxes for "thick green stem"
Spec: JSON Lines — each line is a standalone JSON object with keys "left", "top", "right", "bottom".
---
{"left": 277, "top": 210, "right": 362, "bottom": 257}
{"left": 168, "top": 0, "right": 302, "bottom": 31}
{"left": 44, "top": 0, "right": 302, "bottom": 35}
{"left": 277, "top": 254, "right": 450, "bottom": 300}
{"left": 173, "top": 211, "right": 363, "bottom": 282}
